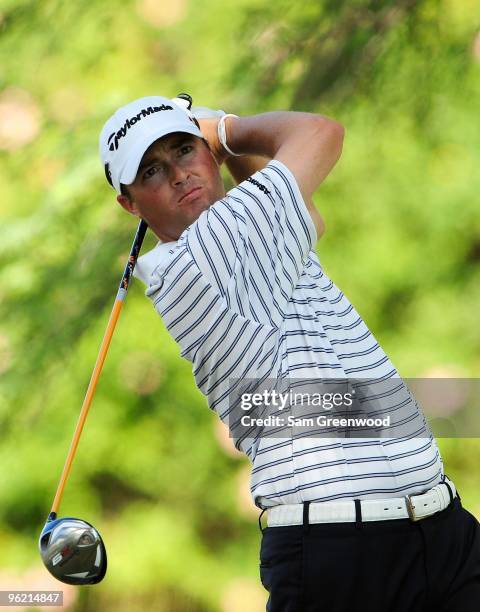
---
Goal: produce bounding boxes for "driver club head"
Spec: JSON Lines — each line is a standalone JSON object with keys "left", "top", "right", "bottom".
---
{"left": 39, "top": 514, "right": 107, "bottom": 585}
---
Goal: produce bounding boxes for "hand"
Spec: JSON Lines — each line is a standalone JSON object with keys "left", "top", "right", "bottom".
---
{"left": 192, "top": 106, "right": 228, "bottom": 165}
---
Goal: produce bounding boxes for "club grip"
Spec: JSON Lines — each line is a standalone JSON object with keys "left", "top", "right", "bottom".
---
{"left": 117, "top": 219, "right": 148, "bottom": 300}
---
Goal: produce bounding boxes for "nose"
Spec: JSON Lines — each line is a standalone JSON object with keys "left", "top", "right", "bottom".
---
{"left": 169, "top": 162, "right": 190, "bottom": 186}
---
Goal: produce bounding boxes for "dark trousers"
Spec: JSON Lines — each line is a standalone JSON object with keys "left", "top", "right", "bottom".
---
{"left": 259, "top": 497, "right": 480, "bottom": 611}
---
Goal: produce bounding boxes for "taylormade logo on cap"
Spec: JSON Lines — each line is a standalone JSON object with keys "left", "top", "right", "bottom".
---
{"left": 99, "top": 95, "right": 203, "bottom": 193}
{"left": 107, "top": 104, "right": 173, "bottom": 152}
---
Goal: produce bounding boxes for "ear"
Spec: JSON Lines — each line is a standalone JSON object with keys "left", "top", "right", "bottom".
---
{"left": 117, "top": 194, "right": 139, "bottom": 216}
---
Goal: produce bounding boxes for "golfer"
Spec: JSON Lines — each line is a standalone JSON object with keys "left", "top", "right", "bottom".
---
{"left": 99, "top": 96, "right": 480, "bottom": 611}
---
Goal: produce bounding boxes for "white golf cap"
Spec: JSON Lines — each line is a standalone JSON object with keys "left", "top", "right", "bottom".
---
{"left": 99, "top": 95, "right": 203, "bottom": 193}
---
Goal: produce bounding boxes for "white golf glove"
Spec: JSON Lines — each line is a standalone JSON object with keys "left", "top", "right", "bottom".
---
{"left": 171, "top": 96, "right": 226, "bottom": 121}
{"left": 190, "top": 106, "right": 226, "bottom": 120}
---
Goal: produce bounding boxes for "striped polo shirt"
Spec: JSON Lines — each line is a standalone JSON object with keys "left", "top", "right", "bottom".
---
{"left": 135, "top": 160, "right": 444, "bottom": 509}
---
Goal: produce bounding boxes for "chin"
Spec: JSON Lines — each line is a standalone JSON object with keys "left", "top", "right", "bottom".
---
{"left": 185, "top": 190, "right": 221, "bottom": 228}
{"left": 198, "top": 195, "right": 215, "bottom": 214}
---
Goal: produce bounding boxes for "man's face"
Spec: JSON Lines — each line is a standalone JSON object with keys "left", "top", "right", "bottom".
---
{"left": 117, "top": 132, "right": 225, "bottom": 241}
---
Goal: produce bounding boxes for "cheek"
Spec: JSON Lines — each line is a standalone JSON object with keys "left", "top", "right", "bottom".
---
{"left": 204, "top": 165, "right": 223, "bottom": 198}
{"left": 137, "top": 185, "right": 169, "bottom": 209}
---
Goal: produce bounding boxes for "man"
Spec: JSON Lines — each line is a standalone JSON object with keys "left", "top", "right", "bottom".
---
{"left": 99, "top": 95, "right": 480, "bottom": 611}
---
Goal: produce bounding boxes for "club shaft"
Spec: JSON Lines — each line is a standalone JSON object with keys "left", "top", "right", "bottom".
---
{"left": 50, "top": 219, "right": 148, "bottom": 516}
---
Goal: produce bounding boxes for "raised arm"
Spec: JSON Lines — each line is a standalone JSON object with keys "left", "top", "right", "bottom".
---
{"left": 199, "top": 112, "right": 344, "bottom": 200}
{"left": 223, "top": 112, "right": 344, "bottom": 203}
{"left": 199, "top": 112, "right": 343, "bottom": 238}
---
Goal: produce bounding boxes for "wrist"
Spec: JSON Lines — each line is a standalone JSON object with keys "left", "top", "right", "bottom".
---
{"left": 217, "top": 114, "right": 241, "bottom": 157}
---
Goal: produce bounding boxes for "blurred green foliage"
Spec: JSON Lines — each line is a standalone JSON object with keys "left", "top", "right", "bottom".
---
{"left": 0, "top": 0, "right": 479, "bottom": 610}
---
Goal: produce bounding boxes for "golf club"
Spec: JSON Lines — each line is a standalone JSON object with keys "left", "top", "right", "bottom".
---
{"left": 39, "top": 218, "right": 148, "bottom": 585}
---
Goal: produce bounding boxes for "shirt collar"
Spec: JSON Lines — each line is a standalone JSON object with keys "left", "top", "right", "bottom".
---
{"left": 134, "top": 240, "right": 176, "bottom": 286}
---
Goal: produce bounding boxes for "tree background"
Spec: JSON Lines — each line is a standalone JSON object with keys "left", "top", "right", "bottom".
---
{"left": 0, "top": 0, "right": 479, "bottom": 610}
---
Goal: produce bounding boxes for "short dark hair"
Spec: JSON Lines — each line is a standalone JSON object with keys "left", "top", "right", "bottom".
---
{"left": 120, "top": 183, "right": 131, "bottom": 199}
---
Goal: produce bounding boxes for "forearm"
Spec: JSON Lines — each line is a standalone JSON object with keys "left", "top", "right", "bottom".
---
{"left": 224, "top": 112, "right": 317, "bottom": 157}
{"left": 224, "top": 111, "right": 342, "bottom": 164}
{"left": 199, "top": 110, "right": 338, "bottom": 238}
{"left": 225, "top": 154, "right": 269, "bottom": 184}
{"left": 215, "top": 111, "right": 343, "bottom": 202}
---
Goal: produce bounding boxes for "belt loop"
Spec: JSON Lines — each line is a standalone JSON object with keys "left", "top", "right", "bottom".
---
{"left": 303, "top": 501, "right": 311, "bottom": 534}
{"left": 258, "top": 508, "right": 266, "bottom": 533}
{"left": 442, "top": 474, "right": 460, "bottom": 503}
{"left": 354, "top": 499, "right": 362, "bottom": 529}
{"left": 443, "top": 480, "right": 454, "bottom": 506}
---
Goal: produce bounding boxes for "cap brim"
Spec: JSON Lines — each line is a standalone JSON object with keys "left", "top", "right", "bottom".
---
{"left": 118, "top": 123, "right": 203, "bottom": 190}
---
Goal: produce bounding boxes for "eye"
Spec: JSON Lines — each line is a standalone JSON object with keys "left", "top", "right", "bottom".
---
{"left": 143, "top": 165, "right": 163, "bottom": 180}
{"left": 179, "top": 144, "right": 193, "bottom": 156}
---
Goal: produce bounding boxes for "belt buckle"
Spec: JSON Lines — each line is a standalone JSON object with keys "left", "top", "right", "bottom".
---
{"left": 405, "top": 494, "right": 426, "bottom": 522}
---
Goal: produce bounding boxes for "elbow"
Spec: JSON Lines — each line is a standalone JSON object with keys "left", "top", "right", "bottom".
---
{"left": 335, "top": 122, "right": 345, "bottom": 157}
{"left": 322, "top": 116, "right": 345, "bottom": 138}
{"left": 314, "top": 116, "right": 345, "bottom": 160}
{"left": 326, "top": 119, "right": 345, "bottom": 160}
{"left": 334, "top": 121, "right": 345, "bottom": 151}
{"left": 312, "top": 116, "right": 345, "bottom": 169}
{"left": 331, "top": 119, "right": 345, "bottom": 138}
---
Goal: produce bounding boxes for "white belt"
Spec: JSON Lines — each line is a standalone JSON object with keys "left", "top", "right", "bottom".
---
{"left": 266, "top": 478, "right": 456, "bottom": 526}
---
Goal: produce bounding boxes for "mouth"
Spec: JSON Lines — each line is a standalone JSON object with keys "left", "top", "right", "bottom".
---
{"left": 179, "top": 187, "right": 202, "bottom": 204}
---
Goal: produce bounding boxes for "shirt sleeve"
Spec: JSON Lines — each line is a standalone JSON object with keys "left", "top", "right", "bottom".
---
{"left": 185, "top": 159, "right": 317, "bottom": 327}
